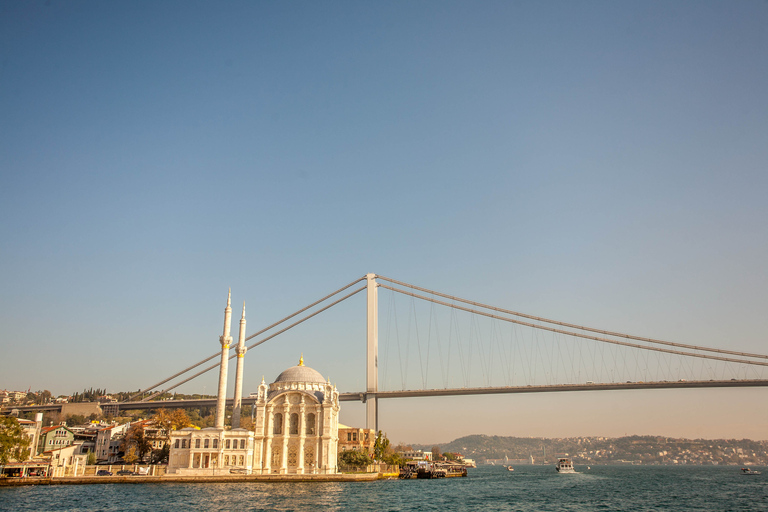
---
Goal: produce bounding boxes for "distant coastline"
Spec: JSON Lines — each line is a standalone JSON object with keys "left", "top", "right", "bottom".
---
{"left": 416, "top": 434, "right": 768, "bottom": 466}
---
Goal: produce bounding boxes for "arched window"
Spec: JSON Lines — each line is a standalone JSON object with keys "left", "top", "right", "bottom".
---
{"left": 225, "top": 439, "right": 230, "bottom": 449}
{"left": 290, "top": 413, "right": 299, "bottom": 435}
{"left": 306, "top": 413, "right": 316, "bottom": 435}
{"left": 212, "top": 439, "right": 218, "bottom": 449}
{"left": 240, "top": 439, "right": 246, "bottom": 449}
{"left": 274, "top": 413, "right": 283, "bottom": 435}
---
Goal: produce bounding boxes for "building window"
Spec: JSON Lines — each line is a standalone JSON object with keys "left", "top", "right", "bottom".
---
{"left": 175, "top": 439, "right": 180, "bottom": 449}
{"left": 182, "top": 440, "right": 187, "bottom": 449}
{"left": 353, "top": 432, "right": 357, "bottom": 442}
{"left": 274, "top": 413, "right": 283, "bottom": 435}
{"left": 226, "top": 439, "right": 230, "bottom": 449}
{"left": 240, "top": 439, "right": 245, "bottom": 450}
{"left": 239, "top": 455, "right": 244, "bottom": 466}
{"left": 290, "top": 413, "right": 299, "bottom": 435}
{"left": 347, "top": 433, "right": 352, "bottom": 441}
{"left": 306, "top": 413, "right": 315, "bottom": 435}
{"left": 204, "top": 439, "right": 209, "bottom": 449}
{"left": 195, "top": 439, "right": 200, "bottom": 449}
{"left": 213, "top": 439, "right": 218, "bottom": 449}
{"left": 224, "top": 455, "right": 229, "bottom": 466}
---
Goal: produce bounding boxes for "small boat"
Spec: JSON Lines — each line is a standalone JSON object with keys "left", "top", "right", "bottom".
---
{"left": 506, "top": 465, "right": 514, "bottom": 472}
{"left": 741, "top": 467, "right": 761, "bottom": 475}
{"left": 555, "top": 458, "right": 576, "bottom": 473}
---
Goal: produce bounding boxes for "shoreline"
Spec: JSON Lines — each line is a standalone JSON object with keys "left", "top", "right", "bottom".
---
{"left": 0, "top": 473, "right": 383, "bottom": 486}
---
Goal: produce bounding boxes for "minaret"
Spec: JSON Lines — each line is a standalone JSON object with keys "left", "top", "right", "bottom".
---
{"left": 215, "top": 289, "right": 233, "bottom": 429}
{"left": 231, "top": 301, "right": 248, "bottom": 429}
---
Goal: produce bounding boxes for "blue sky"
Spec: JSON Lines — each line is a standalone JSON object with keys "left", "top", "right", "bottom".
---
{"left": 1, "top": 1, "right": 767, "bottom": 443}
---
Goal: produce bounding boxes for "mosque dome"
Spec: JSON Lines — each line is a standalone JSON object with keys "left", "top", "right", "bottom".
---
{"left": 266, "top": 356, "right": 329, "bottom": 403}
{"left": 273, "top": 364, "right": 326, "bottom": 385}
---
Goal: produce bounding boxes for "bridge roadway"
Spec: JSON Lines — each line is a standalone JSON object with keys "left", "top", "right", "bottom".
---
{"left": 8, "top": 379, "right": 768, "bottom": 414}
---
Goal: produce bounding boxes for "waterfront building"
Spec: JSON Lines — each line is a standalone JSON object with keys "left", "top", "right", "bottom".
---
{"left": 16, "top": 415, "right": 42, "bottom": 459}
{"left": 95, "top": 422, "right": 129, "bottom": 461}
{"left": 338, "top": 424, "right": 375, "bottom": 455}
{"left": 251, "top": 357, "right": 340, "bottom": 475}
{"left": 167, "top": 290, "right": 340, "bottom": 476}
{"left": 400, "top": 449, "right": 432, "bottom": 461}
{"left": 37, "top": 425, "right": 74, "bottom": 455}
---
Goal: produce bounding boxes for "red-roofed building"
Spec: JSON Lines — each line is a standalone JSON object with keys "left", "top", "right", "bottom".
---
{"left": 37, "top": 425, "right": 74, "bottom": 455}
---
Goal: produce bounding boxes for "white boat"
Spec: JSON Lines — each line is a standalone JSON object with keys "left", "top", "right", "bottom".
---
{"left": 741, "top": 467, "right": 761, "bottom": 475}
{"left": 555, "top": 458, "right": 576, "bottom": 473}
{"left": 506, "top": 465, "right": 514, "bottom": 472}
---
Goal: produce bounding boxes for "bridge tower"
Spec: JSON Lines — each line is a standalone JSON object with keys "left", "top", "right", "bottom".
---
{"left": 366, "top": 273, "right": 378, "bottom": 431}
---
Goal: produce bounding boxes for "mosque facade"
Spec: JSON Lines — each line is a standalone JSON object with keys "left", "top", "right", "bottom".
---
{"left": 167, "top": 292, "right": 339, "bottom": 476}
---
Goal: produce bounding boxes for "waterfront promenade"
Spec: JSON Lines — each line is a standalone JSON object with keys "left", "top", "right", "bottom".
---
{"left": 0, "top": 472, "right": 381, "bottom": 486}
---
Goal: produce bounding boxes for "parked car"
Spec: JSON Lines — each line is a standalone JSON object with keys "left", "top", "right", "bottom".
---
{"left": 116, "top": 470, "right": 135, "bottom": 476}
{"left": 96, "top": 470, "right": 112, "bottom": 476}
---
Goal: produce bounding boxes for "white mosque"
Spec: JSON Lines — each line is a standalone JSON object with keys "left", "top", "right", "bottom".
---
{"left": 167, "top": 291, "right": 340, "bottom": 475}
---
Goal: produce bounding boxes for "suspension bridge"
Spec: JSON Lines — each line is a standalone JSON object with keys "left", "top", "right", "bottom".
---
{"left": 15, "top": 274, "right": 768, "bottom": 431}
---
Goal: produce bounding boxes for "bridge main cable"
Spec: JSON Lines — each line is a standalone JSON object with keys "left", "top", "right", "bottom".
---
{"left": 376, "top": 275, "right": 768, "bottom": 361}
{"left": 377, "top": 283, "right": 768, "bottom": 368}
{"left": 129, "top": 276, "right": 367, "bottom": 401}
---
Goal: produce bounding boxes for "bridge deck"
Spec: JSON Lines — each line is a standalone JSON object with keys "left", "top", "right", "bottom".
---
{"left": 8, "top": 379, "right": 768, "bottom": 413}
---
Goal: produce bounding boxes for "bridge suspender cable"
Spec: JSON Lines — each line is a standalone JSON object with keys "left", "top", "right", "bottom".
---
{"left": 129, "top": 276, "right": 367, "bottom": 401}
{"left": 376, "top": 275, "right": 768, "bottom": 361}
{"left": 139, "top": 284, "right": 368, "bottom": 401}
{"left": 377, "top": 283, "right": 768, "bottom": 368}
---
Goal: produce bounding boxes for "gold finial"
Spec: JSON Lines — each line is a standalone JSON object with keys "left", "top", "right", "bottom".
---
{"left": 299, "top": 354, "right": 304, "bottom": 366}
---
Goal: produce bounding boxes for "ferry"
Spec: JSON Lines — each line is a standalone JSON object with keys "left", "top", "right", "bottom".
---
{"left": 555, "top": 458, "right": 576, "bottom": 473}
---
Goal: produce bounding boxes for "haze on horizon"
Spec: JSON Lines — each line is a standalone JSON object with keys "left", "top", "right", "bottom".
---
{"left": 1, "top": 1, "right": 766, "bottom": 444}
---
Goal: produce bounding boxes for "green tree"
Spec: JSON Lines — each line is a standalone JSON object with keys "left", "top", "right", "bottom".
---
{"left": 373, "top": 430, "right": 390, "bottom": 461}
{"left": 86, "top": 450, "right": 97, "bottom": 465}
{"left": 338, "top": 450, "right": 372, "bottom": 467}
{"left": 0, "top": 416, "right": 32, "bottom": 464}
{"left": 66, "top": 414, "right": 86, "bottom": 426}
{"left": 431, "top": 445, "right": 442, "bottom": 461}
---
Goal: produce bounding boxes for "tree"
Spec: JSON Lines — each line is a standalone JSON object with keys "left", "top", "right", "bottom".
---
{"left": 86, "top": 450, "right": 97, "bottom": 465}
{"left": 123, "top": 445, "right": 139, "bottom": 464}
{"left": 338, "top": 450, "right": 372, "bottom": 467}
{"left": 151, "top": 409, "right": 191, "bottom": 442}
{"left": 373, "top": 430, "right": 390, "bottom": 461}
{"left": 431, "top": 445, "right": 442, "bottom": 461}
{"left": 154, "top": 444, "right": 170, "bottom": 464}
{"left": 0, "top": 416, "right": 32, "bottom": 464}
{"left": 391, "top": 443, "right": 413, "bottom": 453}
{"left": 382, "top": 452, "right": 407, "bottom": 466}
{"left": 66, "top": 414, "right": 86, "bottom": 426}
{"left": 121, "top": 425, "right": 151, "bottom": 461}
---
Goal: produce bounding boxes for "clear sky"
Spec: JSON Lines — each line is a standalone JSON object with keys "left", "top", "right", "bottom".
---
{"left": 1, "top": 1, "right": 767, "bottom": 444}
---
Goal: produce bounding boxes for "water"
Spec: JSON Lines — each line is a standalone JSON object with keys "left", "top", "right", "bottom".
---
{"left": 1, "top": 466, "right": 766, "bottom": 511}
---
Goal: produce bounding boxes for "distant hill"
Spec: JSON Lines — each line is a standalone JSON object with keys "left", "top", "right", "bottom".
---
{"left": 414, "top": 434, "right": 768, "bottom": 465}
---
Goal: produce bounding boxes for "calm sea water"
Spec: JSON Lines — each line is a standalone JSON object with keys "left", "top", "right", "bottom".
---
{"left": 1, "top": 465, "right": 766, "bottom": 511}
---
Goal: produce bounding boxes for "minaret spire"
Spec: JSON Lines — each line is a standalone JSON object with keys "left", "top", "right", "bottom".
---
{"left": 215, "top": 289, "right": 233, "bottom": 429}
{"left": 231, "top": 300, "right": 248, "bottom": 429}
